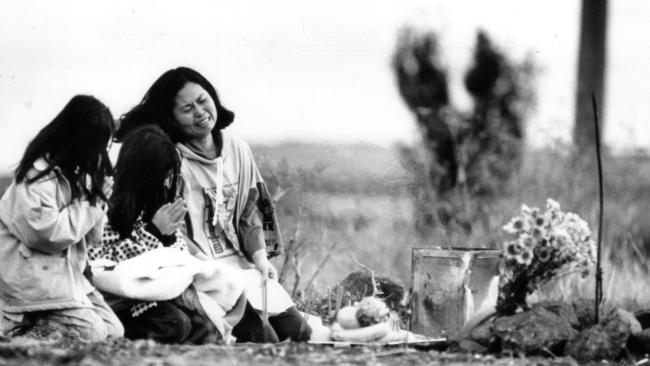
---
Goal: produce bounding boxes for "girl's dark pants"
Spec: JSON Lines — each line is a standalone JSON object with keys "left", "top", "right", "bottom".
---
{"left": 110, "top": 296, "right": 311, "bottom": 344}
{"left": 111, "top": 298, "right": 218, "bottom": 344}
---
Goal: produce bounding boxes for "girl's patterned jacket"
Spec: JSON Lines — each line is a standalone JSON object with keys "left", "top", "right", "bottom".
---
{"left": 88, "top": 215, "right": 187, "bottom": 317}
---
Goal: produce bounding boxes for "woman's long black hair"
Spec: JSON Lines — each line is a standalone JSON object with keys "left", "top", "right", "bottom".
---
{"left": 117, "top": 66, "right": 234, "bottom": 143}
{"left": 109, "top": 125, "right": 181, "bottom": 238}
{"left": 15, "top": 95, "right": 114, "bottom": 205}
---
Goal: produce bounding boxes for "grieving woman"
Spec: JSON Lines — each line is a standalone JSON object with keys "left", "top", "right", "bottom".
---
{"left": 89, "top": 125, "right": 245, "bottom": 344}
{"left": 0, "top": 95, "right": 124, "bottom": 341}
{"left": 118, "top": 67, "right": 311, "bottom": 342}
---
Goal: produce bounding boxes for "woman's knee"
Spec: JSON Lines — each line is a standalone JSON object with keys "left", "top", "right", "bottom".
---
{"left": 104, "top": 315, "right": 124, "bottom": 339}
{"left": 232, "top": 301, "right": 279, "bottom": 343}
{"left": 269, "top": 307, "right": 312, "bottom": 342}
{"left": 0, "top": 314, "right": 23, "bottom": 337}
{"left": 36, "top": 308, "right": 109, "bottom": 341}
{"left": 156, "top": 303, "right": 193, "bottom": 343}
{"left": 87, "top": 290, "right": 124, "bottom": 338}
{"left": 75, "top": 314, "right": 111, "bottom": 342}
{"left": 120, "top": 302, "right": 193, "bottom": 343}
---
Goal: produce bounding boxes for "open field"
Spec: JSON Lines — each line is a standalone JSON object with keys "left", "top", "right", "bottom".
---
{"left": 0, "top": 142, "right": 648, "bottom": 307}
{"left": 252, "top": 142, "right": 650, "bottom": 310}
{"left": 1, "top": 142, "right": 649, "bottom": 307}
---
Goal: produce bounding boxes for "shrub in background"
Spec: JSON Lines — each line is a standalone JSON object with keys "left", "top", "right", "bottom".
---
{"left": 392, "top": 28, "right": 536, "bottom": 241}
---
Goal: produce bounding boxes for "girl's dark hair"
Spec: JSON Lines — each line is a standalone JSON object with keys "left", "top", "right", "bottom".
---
{"left": 15, "top": 95, "right": 114, "bottom": 205}
{"left": 117, "top": 66, "right": 234, "bottom": 142}
{"left": 109, "top": 125, "right": 181, "bottom": 238}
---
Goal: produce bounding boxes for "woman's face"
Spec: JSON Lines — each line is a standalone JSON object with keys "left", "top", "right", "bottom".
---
{"left": 172, "top": 82, "right": 218, "bottom": 140}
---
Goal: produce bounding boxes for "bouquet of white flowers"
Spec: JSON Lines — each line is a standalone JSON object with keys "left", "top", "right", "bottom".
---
{"left": 496, "top": 199, "right": 596, "bottom": 315}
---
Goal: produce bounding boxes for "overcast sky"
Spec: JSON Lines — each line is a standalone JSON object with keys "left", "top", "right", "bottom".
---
{"left": 0, "top": 0, "right": 648, "bottom": 170}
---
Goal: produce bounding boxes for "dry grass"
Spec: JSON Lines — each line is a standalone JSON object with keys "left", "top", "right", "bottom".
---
{"left": 256, "top": 142, "right": 650, "bottom": 312}
{"left": 0, "top": 142, "right": 647, "bottom": 311}
{"left": 0, "top": 142, "right": 647, "bottom": 365}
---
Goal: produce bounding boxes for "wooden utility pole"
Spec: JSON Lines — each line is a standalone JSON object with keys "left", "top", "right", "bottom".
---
{"left": 573, "top": 0, "right": 608, "bottom": 150}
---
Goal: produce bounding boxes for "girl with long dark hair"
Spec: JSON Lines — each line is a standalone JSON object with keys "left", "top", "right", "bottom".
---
{"left": 119, "top": 67, "right": 311, "bottom": 342}
{"left": 0, "top": 95, "right": 123, "bottom": 341}
{"left": 89, "top": 125, "right": 237, "bottom": 344}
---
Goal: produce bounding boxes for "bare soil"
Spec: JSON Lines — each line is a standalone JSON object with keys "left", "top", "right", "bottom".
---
{"left": 0, "top": 336, "right": 584, "bottom": 366}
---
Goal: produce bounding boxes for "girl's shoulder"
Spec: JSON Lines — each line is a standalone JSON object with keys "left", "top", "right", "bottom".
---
{"left": 12, "top": 159, "right": 66, "bottom": 200}
{"left": 24, "top": 158, "right": 63, "bottom": 184}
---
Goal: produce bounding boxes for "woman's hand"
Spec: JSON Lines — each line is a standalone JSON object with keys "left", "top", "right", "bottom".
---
{"left": 151, "top": 198, "right": 187, "bottom": 235}
{"left": 252, "top": 249, "right": 278, "bottom": 280}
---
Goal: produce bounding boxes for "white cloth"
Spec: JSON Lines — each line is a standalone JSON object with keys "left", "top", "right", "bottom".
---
{"left": 216, "top": 254, "right": 294, "bottom": 315}
{"left": 90, "top": 247, "right": 243, "bottom": 338}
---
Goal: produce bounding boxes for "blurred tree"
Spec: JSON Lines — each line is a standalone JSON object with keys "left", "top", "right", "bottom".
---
{"left": 392, "top": 28, "right": 458, "bottom": 235}
{"left": 574, "top": 0, "right": 608, "bottom": 150}
{"left": 462, "top": 31, "right": 535, "bottom": 197}
{"left": 392, "top": 28, "right": 456, "bottom": 195}
{"left": 392, "top": 28, "right": 535, "bottom": 238}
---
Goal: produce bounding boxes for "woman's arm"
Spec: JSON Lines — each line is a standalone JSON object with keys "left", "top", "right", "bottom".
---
{"left": 235, "top": 138, "right": 279, "bottom": 279}
{"left": 13, "top": 177, "right": 104, "bottom": 254}
{"left": 91, "top": 197, "right": 188, "bottom": 262}
{"left": 235, "top": 137, "right": 278, "bottom": 258}
{"left": 90, "top": 219, "right": 187, "bottom": 263}
{"left": 251, "top": 247, "right": 278, "bottom": 280}
{"left": 238, "top": 191, "right": 279, "bottom": 279}
{"left": 238, "top": 187, "right": 266, "bottom": 257}
{"left": 88, "top": 221, "right": 135, "bottom": 262}
{"left": 85, "top": 213, "right": 107, "bottom": 247}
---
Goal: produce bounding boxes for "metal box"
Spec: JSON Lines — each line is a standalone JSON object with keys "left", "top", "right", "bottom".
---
{"left": 411, "top": 247, "right": 500, "bottom": 337}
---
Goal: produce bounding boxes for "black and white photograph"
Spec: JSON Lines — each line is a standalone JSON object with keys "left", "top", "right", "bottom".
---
{"left": 0, "top": 0, "right": 648, "bottom": 364}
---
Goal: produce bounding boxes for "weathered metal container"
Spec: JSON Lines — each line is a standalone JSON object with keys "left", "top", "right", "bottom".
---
{"left": 411, "top": 247, "right": 501, "bottom": 337}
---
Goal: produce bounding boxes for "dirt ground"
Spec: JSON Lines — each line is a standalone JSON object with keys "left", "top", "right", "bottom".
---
{"left": 0, "top": 336, "right": 585, "bottom": 366}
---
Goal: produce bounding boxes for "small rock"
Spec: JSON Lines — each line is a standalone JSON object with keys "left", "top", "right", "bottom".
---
{"left": 572, "top": 298, "right": 597, "bottom": 330}
{"left": 451, "top": 312, "right": 496, "bottom": 352}
{"left": 494, "top": 306, "right": 577, "bottom": 355}
{"left": 533, "top": 301, "right": 580, "bottom": 329}
{"left": 467, "top": 316, "right": 496, "bottom": 348}
{"left": 628, "top": 328, "right": 650, "bottom": 355}
{"left": 454, "top": 339, "right": 488, "bottom": 354}
{"left": 600, "top": 308, "right": 641, "bottom": 345}
{"left": 566, "top": 325, "right": 622, "bottom": 362}
{"left": 635, "top": 308, "right": 650, "bottom": 329}
{"left": 609, "top": 308, "right": 642, "bottom": 336}
{"left": 566, "top": 307, "right": 639, "bottom": 362}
